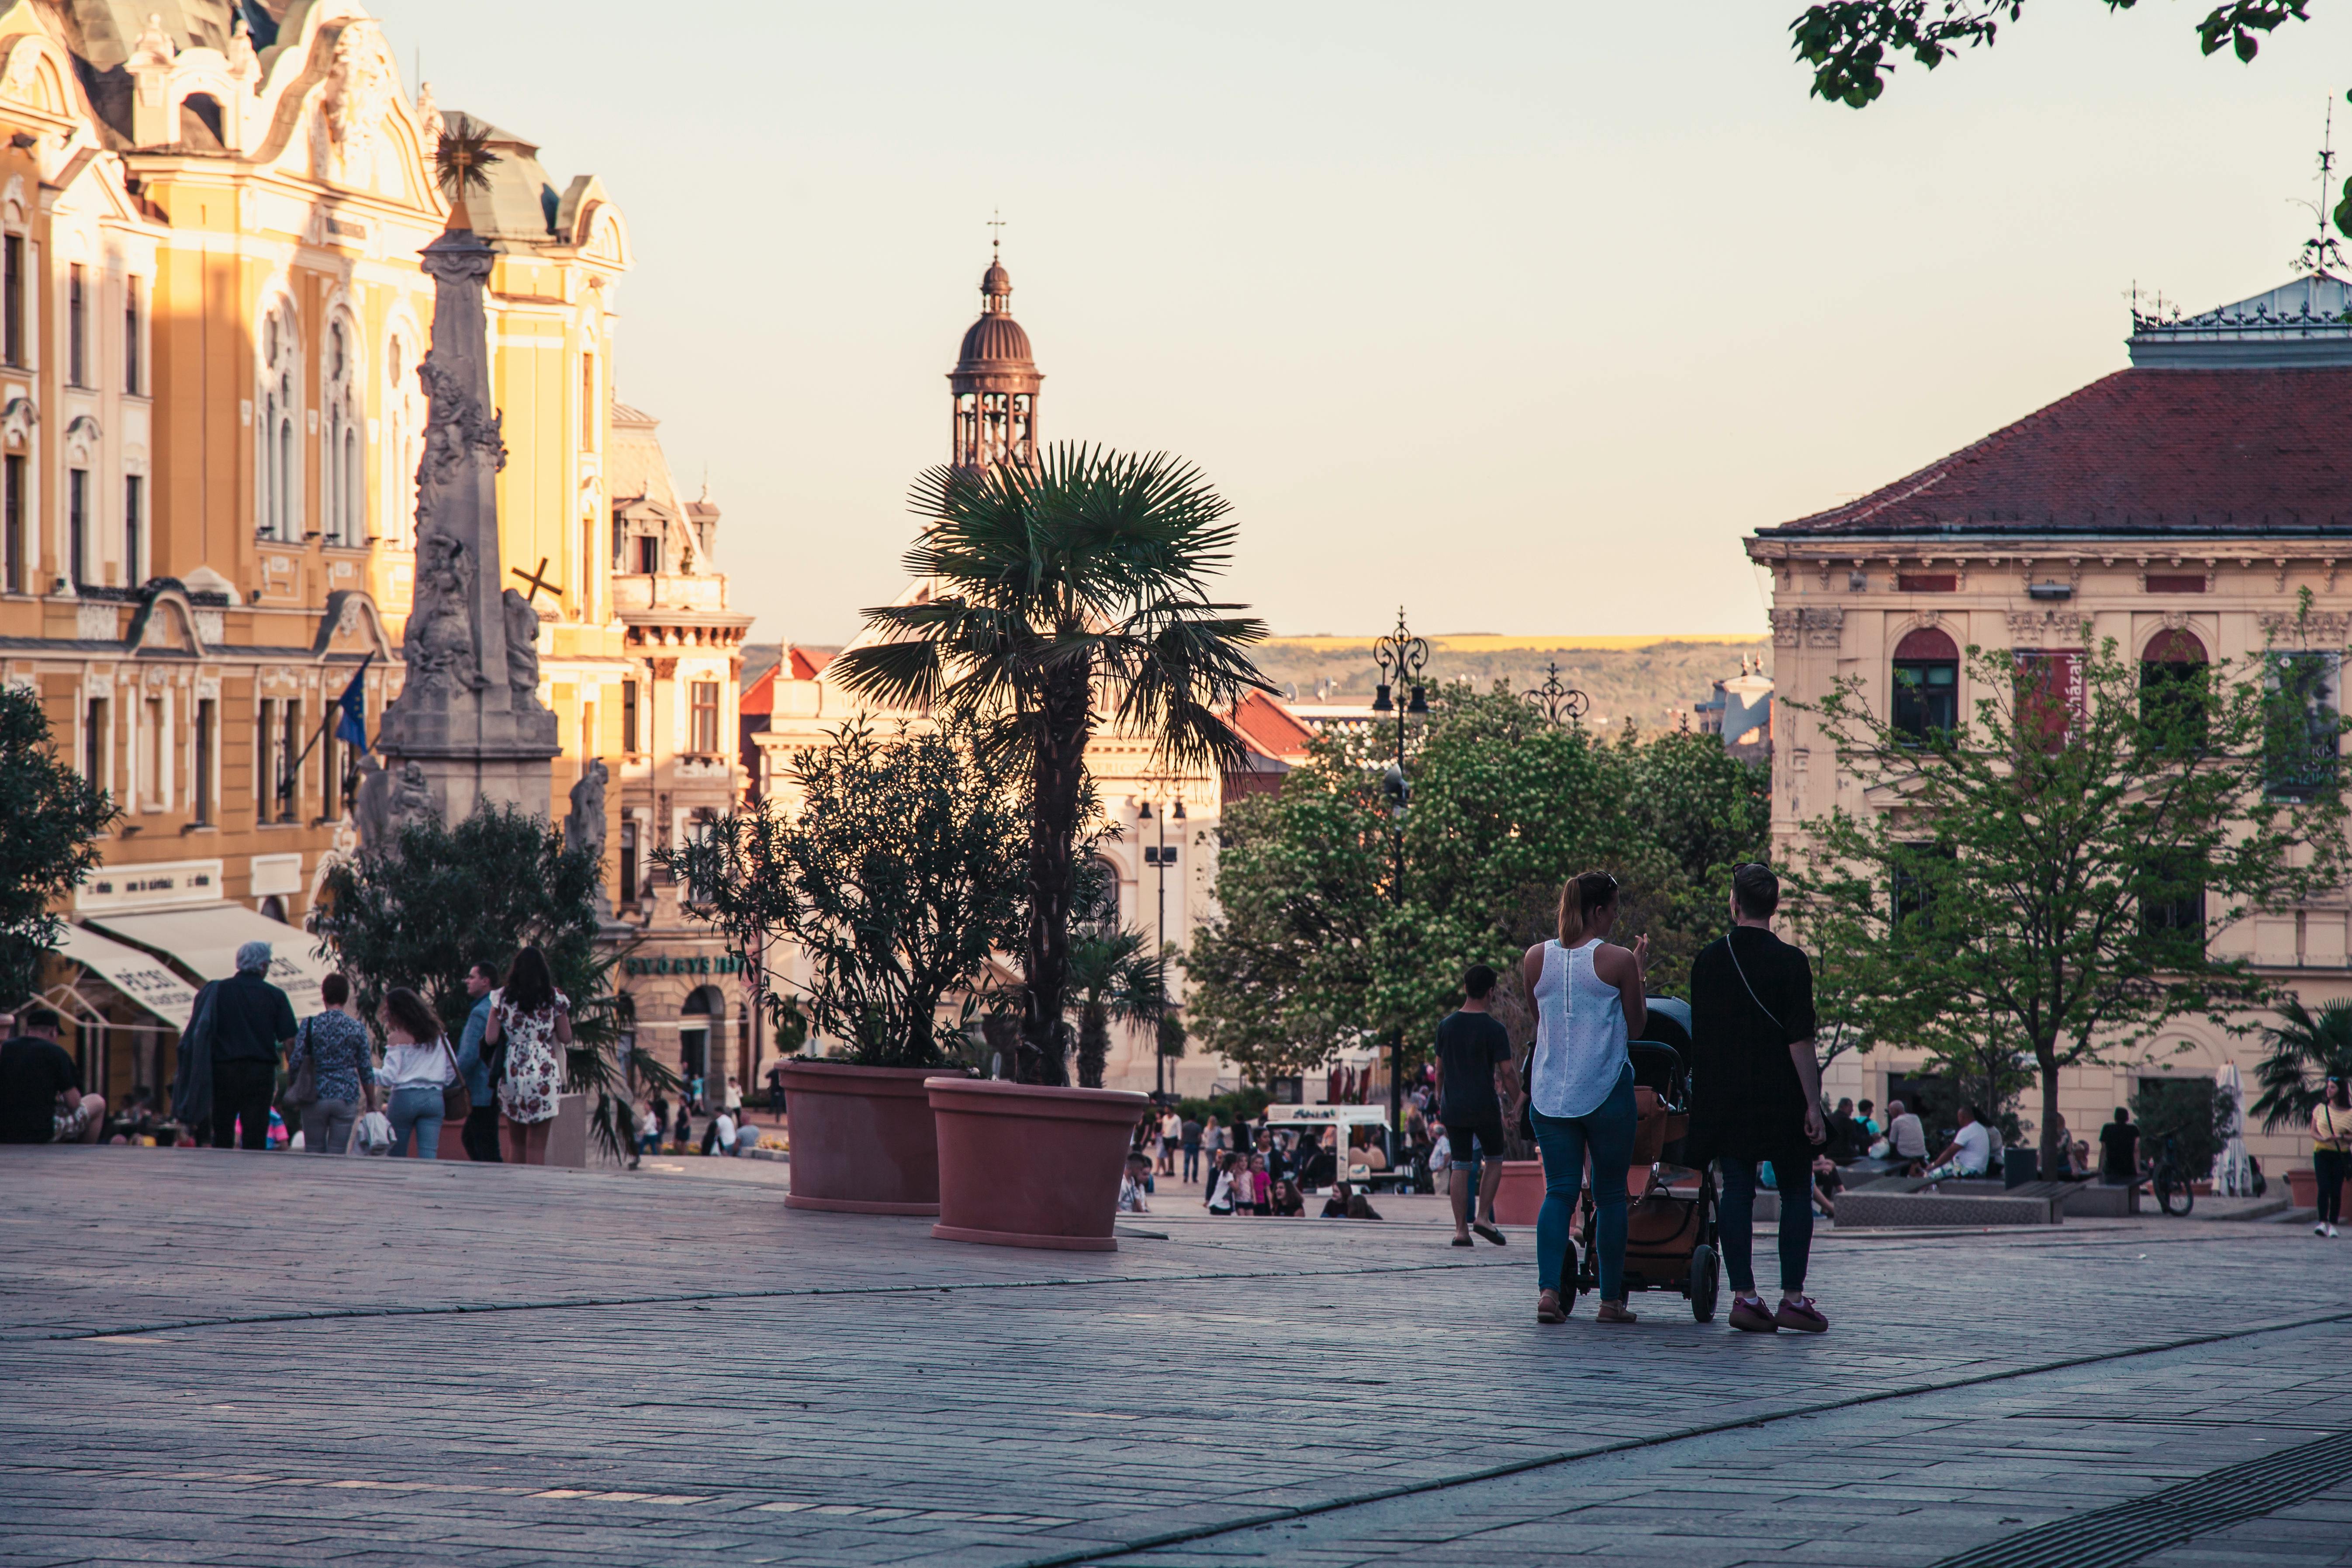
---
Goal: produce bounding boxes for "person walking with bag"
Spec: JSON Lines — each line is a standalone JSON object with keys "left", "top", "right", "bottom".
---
{"left": 376, "top": 988, "right": 457, "bottom": 1159}
{"left": 2312, "top": 1077, "right": 2351, "bottom": 1238}
{"left": 1520, "top": 871, "right": 1647, "bottom": 1326}
{"left": 450, "top": 962, "right": 503, "bottom": 1163}
{"left": 485, "top": 946, "right": 571, "bottom": 1165}
{"left": 1687, "top": 863, "right": 1830, "bottom": 1334}
{"left": 289, "top": 973, "right": 375, "bottom": 1155}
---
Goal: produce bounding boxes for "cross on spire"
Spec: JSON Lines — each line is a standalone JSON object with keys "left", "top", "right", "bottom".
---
{"left": 2295, "top": 96, "right": 2348, "bottom": 277}
{"left": 987, "top": 208, "right": 1006, "bottom": 261}
{"left": 511, "top": 557, "right": 560, "bottom": 603}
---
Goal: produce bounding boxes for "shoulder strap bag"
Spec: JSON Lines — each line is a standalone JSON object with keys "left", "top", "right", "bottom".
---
{"left": 285, "top": 1016, "right": 318, "bottom": 1108}
{"left": 441, "top": 1037, "right": 472, "bottom": 1121}
{"left": 1726, "top": 933, "right": 1785, "bottom": 1039}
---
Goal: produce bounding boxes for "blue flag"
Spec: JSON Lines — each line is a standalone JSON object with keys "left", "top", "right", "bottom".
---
{"left": 335, "top": 655, "right": 370, "bottom": 753}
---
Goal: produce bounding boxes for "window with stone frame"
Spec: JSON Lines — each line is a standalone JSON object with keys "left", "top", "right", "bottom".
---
{"left": 257, "top": 306, "right": 301, "bottom": 541}
{"left": 2139, "top": 627, "right": 2210, "bottom": 751}
{"left": 2139, "top": 851, "right": 2207, "bottom": 954}
{"left": 322, "top": 317, "right": 361, "bottom": 546}
{"left": 689, "top": 682, "right": 720, "bottom": 755}
{"left": 1891, "top": 627, "right": 1959, "bottom": 743}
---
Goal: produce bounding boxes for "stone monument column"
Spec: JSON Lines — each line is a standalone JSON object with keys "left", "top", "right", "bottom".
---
{"left": 375, "top": 130, "right": 558, "bottom": 828}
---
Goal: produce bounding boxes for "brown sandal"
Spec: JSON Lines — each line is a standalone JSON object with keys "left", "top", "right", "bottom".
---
{"left": 1536, "top": 1291, "right": 1567, "bottom": 1324}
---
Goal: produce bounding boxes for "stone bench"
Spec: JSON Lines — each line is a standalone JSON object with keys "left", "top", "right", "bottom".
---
{"left": 1834, "top": 1182, "right": 2065, "bottom": 1228}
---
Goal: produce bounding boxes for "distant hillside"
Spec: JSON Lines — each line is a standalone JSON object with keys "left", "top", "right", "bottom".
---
{"left": 1249, "top": 634, "right": 1770, "bottom": 734}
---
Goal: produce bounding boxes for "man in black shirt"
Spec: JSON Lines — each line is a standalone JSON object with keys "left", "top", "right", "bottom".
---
{"left": 0, "top": 1006, "right": 106, "bottom": 1144}
{"left": 1688, "top": 864, "right": 1830, "bottom": 1335}
{"left": 2097, "top": 1107, "right": 2140, "bottom": 1185}
{"left": 1435, "top": 963, "right": 1518, "bottom": 1248}
{"left": 207, "top": 941, "right": 298, "bottom": 1150}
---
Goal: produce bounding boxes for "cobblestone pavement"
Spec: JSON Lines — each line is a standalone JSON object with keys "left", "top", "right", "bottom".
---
{"left": 3, "top": 1147, "right": 2348, "bottom": 1567}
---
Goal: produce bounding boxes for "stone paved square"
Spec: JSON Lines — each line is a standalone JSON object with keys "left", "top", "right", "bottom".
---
{"left": 6, "top": 1149, "right": 2352, "bottom": 1566}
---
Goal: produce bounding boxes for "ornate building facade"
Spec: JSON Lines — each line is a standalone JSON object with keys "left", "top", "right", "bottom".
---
{"left": 0, "top": 0, "right": 723, "bottom": 1108}
{"left": 1749, "top": 267, "right": 2352, "bottom": 1169}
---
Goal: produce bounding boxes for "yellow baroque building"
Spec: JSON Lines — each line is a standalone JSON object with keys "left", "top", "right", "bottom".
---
{"left": 0, "top": 0, "right": 742, "bottom": 1108}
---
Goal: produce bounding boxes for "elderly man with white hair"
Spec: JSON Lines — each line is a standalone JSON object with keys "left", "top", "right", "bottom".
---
{"left": 205, "top": 939, "right": 298, "bottom": 1150}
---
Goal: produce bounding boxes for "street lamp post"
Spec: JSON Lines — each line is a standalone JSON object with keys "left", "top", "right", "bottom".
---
{"left": 1522, "top": 660, "right": 1591, "bottom": 727}
{"left": 1368, "top": 606, "right": 1429, "bottom": 1140}
{"left": 1138, "top": 791, "right": 1187, "bottom": 1100}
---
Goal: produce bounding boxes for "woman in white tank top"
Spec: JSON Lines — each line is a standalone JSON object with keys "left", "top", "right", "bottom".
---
{"left": 1519, "top": 871, "right": 1649, "bottom": 1325}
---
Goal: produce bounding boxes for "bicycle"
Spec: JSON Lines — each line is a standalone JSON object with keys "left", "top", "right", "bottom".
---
{"left": 2144, "top": 1135, "right": 2196, "bottom": 1218}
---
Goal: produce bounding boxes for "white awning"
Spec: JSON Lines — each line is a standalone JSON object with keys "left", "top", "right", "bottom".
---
{"left": 86, "top": 902, "right": 335, "bottom": 1018}
{"left": 48, "top": 923, "right": 202, "bottom": 1030}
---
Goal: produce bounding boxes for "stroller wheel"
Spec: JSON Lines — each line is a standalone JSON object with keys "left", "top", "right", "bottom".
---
{"left": 1689, "top": 1243, "right": 1720, "bottom": 1323}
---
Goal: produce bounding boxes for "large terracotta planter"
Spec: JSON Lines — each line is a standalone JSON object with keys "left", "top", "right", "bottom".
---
{"left": 2289, "top": 1165, "right": 2349, "bottom": 1215}
{"left": 1491, "top": 1159, "right": 1546, "bottom": 1225}
{"left": 927, "top": 1077, "right": 1150, "bottom": 1251}
{"left": 780, "top": 1061, "right": 949, "bottom": 1215}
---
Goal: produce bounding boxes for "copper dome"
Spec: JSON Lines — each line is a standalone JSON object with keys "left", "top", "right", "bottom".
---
{"left": 957, "top": 311, "right": 1035, "bottom": 369}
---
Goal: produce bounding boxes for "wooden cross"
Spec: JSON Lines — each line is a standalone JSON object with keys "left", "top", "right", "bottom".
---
{"left": 512, "top": 557, "right": 560, "bottom": 603}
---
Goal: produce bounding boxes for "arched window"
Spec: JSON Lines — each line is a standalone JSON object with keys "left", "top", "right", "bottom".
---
{"left": 256, "top": 305, "right": 300, "bottom": 540}
{"left": 1892, "top": 627, "right": 1959, "bottom": 742}
{"left": 2140, "top": 627, "right": 2209, "bottom": 746}
{"left": 383, "top": 332, "right": 423, "bottom": 550}
{"left": 322, "top": 316, "right": 360, "bottom": 545}
{"left": 1078, "top": 856, "right": 1121, "bottom": 930}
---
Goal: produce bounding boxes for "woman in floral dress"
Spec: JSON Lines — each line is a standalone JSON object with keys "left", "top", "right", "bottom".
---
{"left": 484, "top": 945, "right": 571, "bottom": 1164}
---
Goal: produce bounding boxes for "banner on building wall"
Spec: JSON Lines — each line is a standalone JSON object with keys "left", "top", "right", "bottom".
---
{"left": 2014, "top": 649, "right": 2087, "bottom": 749}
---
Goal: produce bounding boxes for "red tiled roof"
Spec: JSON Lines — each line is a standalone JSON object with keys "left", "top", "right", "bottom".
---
{"left": 1226, "top": 690, "right": 1317, "bottom": 764}
{"left": 739, "top": 665, "right": 775, "bottom": 716}
{"left": 1768, "top": 367, "right": 2352, "bottom": 537}
{"left": 788, "top": 646, "right": 834, "bottom": 680}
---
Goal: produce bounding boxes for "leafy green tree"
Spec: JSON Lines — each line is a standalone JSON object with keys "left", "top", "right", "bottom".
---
{"left": 0, "top": 684, "right": 119, "bottom": 1005}
{"left": 1186, "top": 685, "right": 1769, "bottom": 1088}
{"left": 832, "top": 444, "right": 1271, "bottom": 1085}
{"left": 1789, "top": 632, "right": 2347, "bottom": 1177}
{"left": 1792, "top": 2, "right": 2318, "bottom": 109}
{"left": 663, "top": 719, "right": 1027, "bottom": 1070}
{"left": 309, "top": 802, "right": 664, "bottom": 1160}
{"left": 2251, "top": 996, "right": 2352, "bottom": 1132}
{"left": 1065, "top": 927, "right": 1169, "bottom": 1088}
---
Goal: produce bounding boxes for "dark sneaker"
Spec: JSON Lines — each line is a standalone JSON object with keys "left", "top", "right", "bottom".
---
{"left": 1729, "top": 1295, "right": 1778, "bottom": 1333}
{"left": 1473, "top": 1222, "right": 1508, "bottom": 1246}
{"left": 1774, "top": 1296, "right": 1830, "bottom": 1333}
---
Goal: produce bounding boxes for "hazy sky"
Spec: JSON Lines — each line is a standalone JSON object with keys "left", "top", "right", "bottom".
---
{"left": 375, "top": 1, "right": 2352, "bottom": 644}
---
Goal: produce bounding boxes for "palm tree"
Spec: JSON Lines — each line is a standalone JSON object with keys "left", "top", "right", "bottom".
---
{"left": 831, "top": 444, "right": 1271, "bottom": 1085}
{"left": 1066, "top": 929, "right": 1170, "bottom": 1089}
{"left": 2251, "top": 997, "right": 2352, "bottom": 1132}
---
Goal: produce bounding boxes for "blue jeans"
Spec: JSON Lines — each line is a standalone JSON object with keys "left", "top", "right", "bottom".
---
{"left": 1532, "top": 1065, "right": 1636, "bottom": 1302}
{"left": 1719, "top": 1151, "right": 1815, "bottom": 1295}
{"left": 387, "top": 1087, "right": 445, "bottom": 1159}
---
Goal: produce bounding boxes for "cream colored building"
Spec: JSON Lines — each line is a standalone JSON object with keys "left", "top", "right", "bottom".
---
{"left": 0, "top": 0, "right": 726, "bottom": 1107}
{"left": 1747, "top": 268, "right": 2352, "bottom": 1172}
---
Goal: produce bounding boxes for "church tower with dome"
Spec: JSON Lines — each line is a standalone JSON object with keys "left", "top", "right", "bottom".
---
{"left": 948, "top": 242, "right": 1044, "bottom": 470}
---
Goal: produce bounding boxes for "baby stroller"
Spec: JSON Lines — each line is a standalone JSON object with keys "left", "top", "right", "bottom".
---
{"left": 1565, "top": 1008, "right": 1721, "bottom": 1322}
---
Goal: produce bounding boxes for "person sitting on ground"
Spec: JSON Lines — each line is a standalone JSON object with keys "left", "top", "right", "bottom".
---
{"left": 1272, "top": 1178, "right": 1305, "bottom": 1217}
{"left": 1883, "top": 1099, "right": 1928, "bottom": 1170}
{"left": 735, "top": 1116, "right": 762, "bottom": 1157}
{"left": 1118, "top": 1153, "right": 1152, "bottom": 1213}
{"left": 1320, "top": 1179, "right": 1355, "bottom": 1218}
{"left": 1347, "top": 1186, "right": 1383, "bottom": 1220}
{"left": 1921, "top": 1104, "right": 1994, "bottom": 1182}
{"left": 2097, "top": 1106, "right": 2139, "bottom": 1187}
{"left": 0, "top": 1006, "right": 106, "bottom": 1145}
{"left": 1810, "top": 1154, "right": 1842, "bottom": 1219}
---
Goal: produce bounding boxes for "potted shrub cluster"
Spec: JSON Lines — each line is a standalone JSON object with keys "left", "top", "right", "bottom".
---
{"left": 663, "top": 718, "right": 1026, "bottom": 1213}
{"left": 834, "top": 445, "right": 1272, "bottom": 1249}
